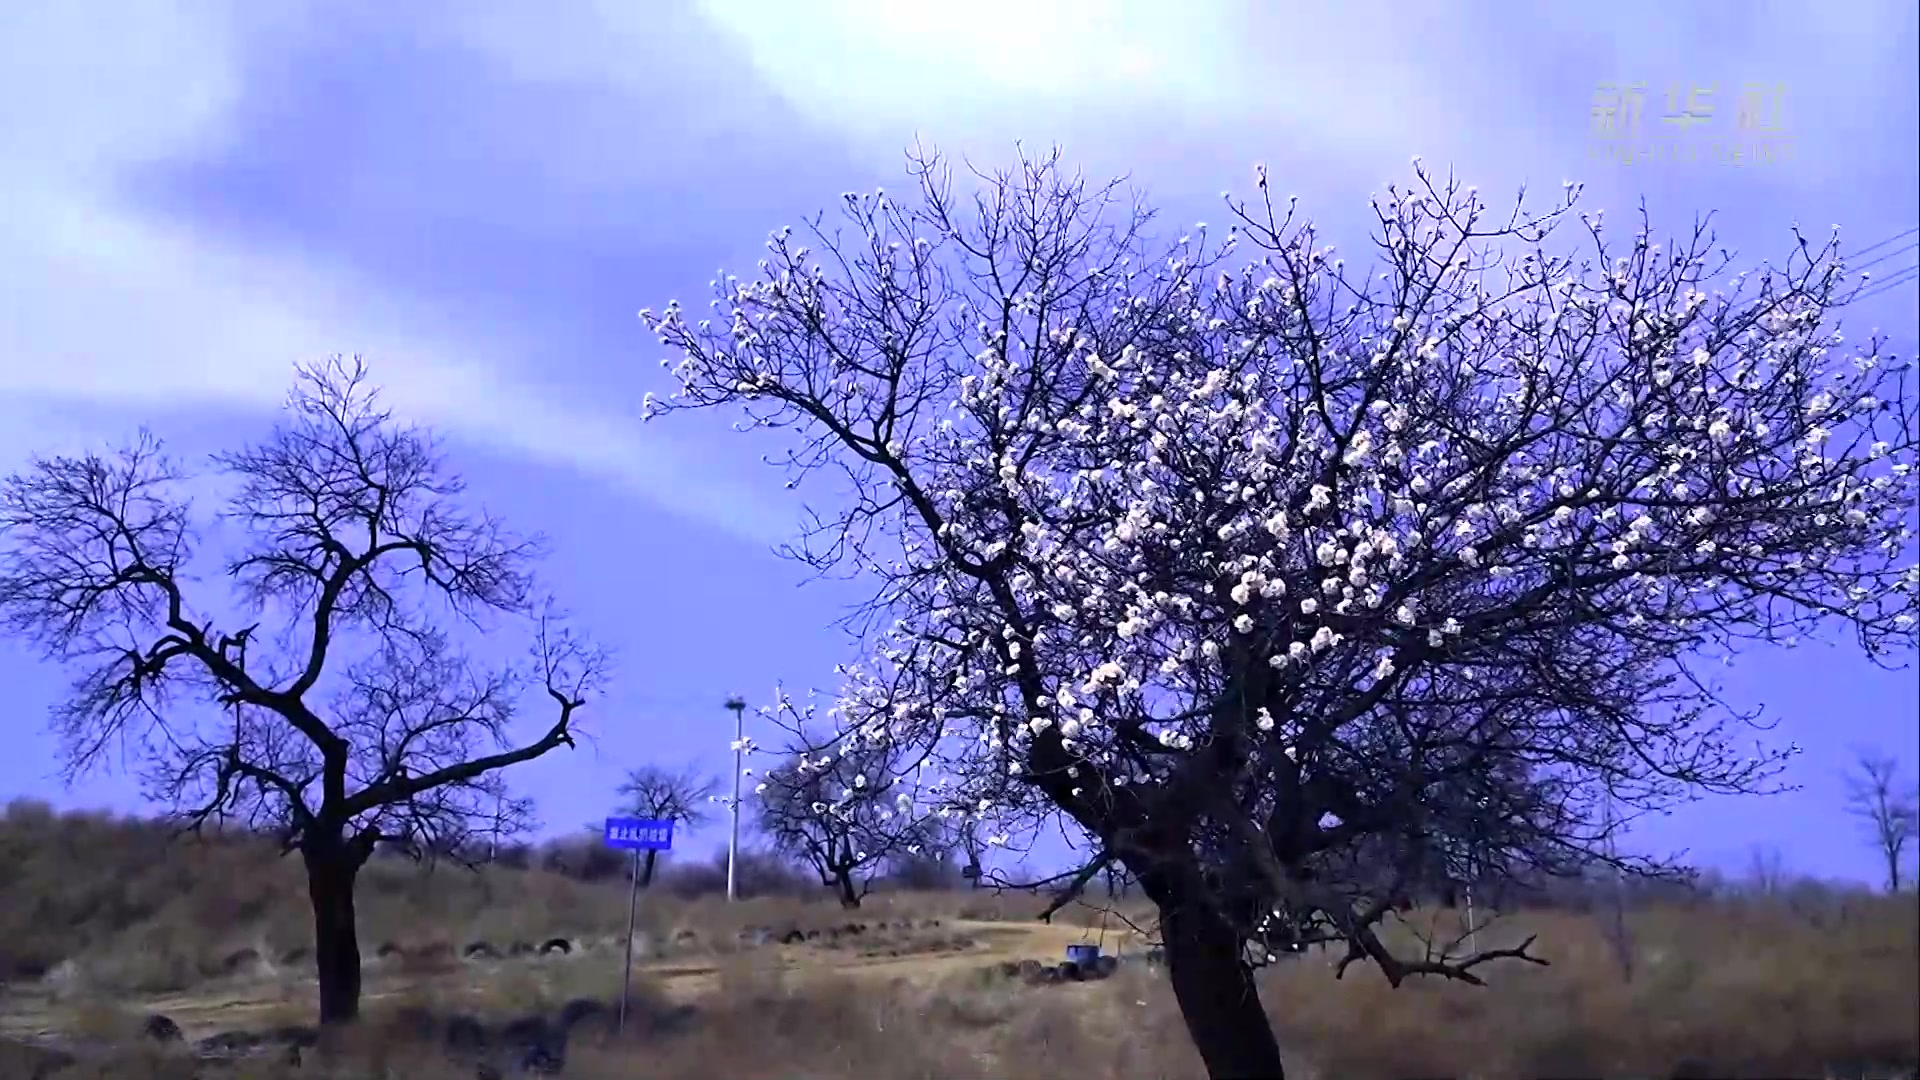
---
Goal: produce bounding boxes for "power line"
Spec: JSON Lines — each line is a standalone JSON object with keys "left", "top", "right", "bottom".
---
{"left": 1847, "top": 226, "right": 1919, "bottom": 262}
{"left": 1852, "top": 242, "right": 1919, "bottom": 274}
{"left": 1854, "top": 265, "right": 1920, "bottom": 305}
{"left": 1835, "top": 226, "right": 1919, "bottom": 307}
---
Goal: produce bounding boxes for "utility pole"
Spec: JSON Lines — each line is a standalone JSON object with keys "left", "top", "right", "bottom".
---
{"left": 724, "top": 695, "right": 747, "bottom": 902}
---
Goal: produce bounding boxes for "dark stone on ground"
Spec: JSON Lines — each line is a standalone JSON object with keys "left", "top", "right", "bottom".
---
{"left": 498, "top": 1014, "right": 553, "bottom": 1047}
{"left": 557, "top": 998, "right": 612, "bottom": 1033}
{"left": 519, "top": 1040, "right": 566, "bottom": 1074}
{"left": 197, "top": 1029, "right": 262, "bottom": 1054}
{"left": 443, "top": 1013, "right": 489, "bottom": 1055}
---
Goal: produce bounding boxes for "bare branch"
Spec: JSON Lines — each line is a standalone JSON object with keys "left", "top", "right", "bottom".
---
{"left": 618, "top": 763, "right": 720, "bottom": 829}
{"left": 1038, "top": 849, "right": 1112, "bottom": 923}
{"left": 1843, "top": 746, "right": 1920, "bottom": 892}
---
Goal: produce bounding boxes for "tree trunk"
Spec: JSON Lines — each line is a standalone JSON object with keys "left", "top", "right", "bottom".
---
{"left": 833, "top": 870, "right": 862, "bottom": 909}
{"left": 302, "top": 841, "right": 364, "bottom": 1027}
{"left": 641, "top": 849, "right": 659, "bottom": 888}
{"left": 1160, "top": 895, "right": 1286, "bottom": 1080}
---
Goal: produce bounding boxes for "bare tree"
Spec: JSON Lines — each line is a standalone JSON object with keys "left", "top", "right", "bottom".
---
{"left": 1746, "top": 844, "right": 1791, "bottom": 896}
{"left": 755, "top": 732, "right": 942, "bottom": 908}
{"left": 1843, "top": 747, "right": 1920, "bottom": 892}
{"left": 639, "top": 146, "right": 1919, "bottom": 1078}
{"left": 0, "top": 357, "right": 606, "bottom": 1026}
{"left": 616, "top": 763, "right": 718, "bottom": 886}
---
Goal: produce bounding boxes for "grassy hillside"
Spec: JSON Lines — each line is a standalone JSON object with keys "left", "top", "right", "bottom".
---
{"left": 0, "top": 799, "right": 1058, "bottom": 994}
{"left": 2, "top": 799, "right": 1916, "bottom": 1079}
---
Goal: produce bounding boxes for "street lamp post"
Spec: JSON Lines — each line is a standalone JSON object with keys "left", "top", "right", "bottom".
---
{"left": 723, "top": 695, "right": 747, "bottom": 902}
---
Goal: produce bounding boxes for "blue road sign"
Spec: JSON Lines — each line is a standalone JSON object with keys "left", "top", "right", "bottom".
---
{"left": 603, "top": 817, "right": 675, "bottom": 851}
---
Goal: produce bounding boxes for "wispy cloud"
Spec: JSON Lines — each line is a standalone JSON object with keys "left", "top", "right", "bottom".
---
{"left": 712, "top": 0, "right": 1917, "bottom": 298}
{"left": 7, "top": 3, "right": 1912, "bottom": 526}
{"left": 0, "top": 2, "right": 812, "bottom": 542}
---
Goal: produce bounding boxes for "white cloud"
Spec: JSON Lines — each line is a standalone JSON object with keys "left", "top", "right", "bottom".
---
{"left": 702, "top": 0, "right": 1916, "bottom": 222}
{"left": 0, "top": 182, "right": 789, "bottom": 541}
{"left": 0, "top": 3, "right": 791, "bottom": 544}
{"left": 697, "top": 0, "right": 1241, "bottom": 147}
{"left": 2, "top": 2, "right": 1909, "bottom": 548}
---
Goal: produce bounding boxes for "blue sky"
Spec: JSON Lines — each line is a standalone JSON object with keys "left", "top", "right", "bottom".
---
{"left": 2, "top": 1, "right": 1915, "bottom": 883}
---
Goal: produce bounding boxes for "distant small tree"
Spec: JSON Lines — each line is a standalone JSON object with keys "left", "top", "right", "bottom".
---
{"left": 652, "top": 845, "right": 811, "bottom": 898}
{"left": 1843, "top": 747, "right": 1920, "bottom": 892}
{"left": 1747, "top": 845, "right": 1790, "bottom": 896}
{"left": 540, "top": 831, "right": 629, "bottom": 883}
{"left": 492, "top": 841, "right": 536, "bottom": 870}
{"left": 615, "top": 763, "right": 718, "bottom": 886}
{"left": 757, "top": 734, "right": 941, "bottom": 908}
{"left": 0, "top": 357, "right": 605, "bottom": 1026}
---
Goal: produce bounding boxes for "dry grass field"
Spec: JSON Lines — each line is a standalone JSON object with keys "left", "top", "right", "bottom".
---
{"left": 2, "top": 801, "right": 1916, "bottom": 1079}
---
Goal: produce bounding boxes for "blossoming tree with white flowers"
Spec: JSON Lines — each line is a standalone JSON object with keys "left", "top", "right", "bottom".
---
{"left": 756, "top": 731, "right": 947, "bottom": 909}
{"left": 640, "top": 146, "right": 1918, "bottom": 1079}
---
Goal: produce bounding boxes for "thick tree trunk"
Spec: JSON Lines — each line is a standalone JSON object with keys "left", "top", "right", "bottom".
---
{"left": 302, "top": 841, "right": 364, "bottom": 1027}
{"left": 833, "top": 870, "right": 862, "bottom": 909}
{"left": 641, "top": 849, "right": 659, "bottom": 888}
{"left": 1160, "top": 895, "right": 1287, "bottom": 1080}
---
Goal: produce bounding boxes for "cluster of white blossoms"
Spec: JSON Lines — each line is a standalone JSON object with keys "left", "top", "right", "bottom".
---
{"left": 644, "top": 162, "right": 1920, "bottom": 829}
{"left": 747, "top": 674, "right": 978, "bottom": 845}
